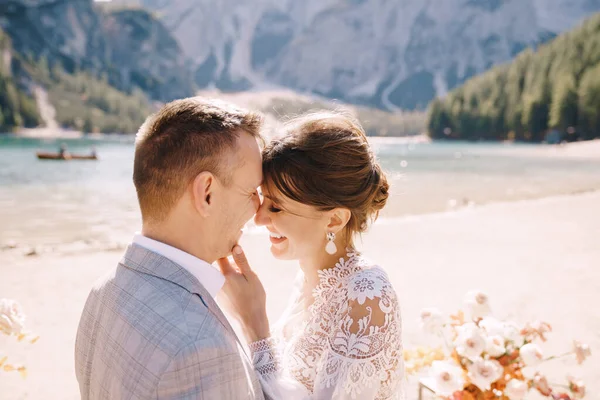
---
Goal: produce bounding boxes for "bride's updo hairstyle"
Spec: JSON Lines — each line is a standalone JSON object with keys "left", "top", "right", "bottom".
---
{"left": 262, "top": 111, "right": 389, "bottom": 244}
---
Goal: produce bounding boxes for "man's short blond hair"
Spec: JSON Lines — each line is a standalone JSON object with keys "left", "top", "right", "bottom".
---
{"left": 133, "top": 97, "right": 263, "bottom": 223}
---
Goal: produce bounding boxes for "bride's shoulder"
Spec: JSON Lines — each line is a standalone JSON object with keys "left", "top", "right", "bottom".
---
{"left": 348, "top": 253, "right": 390, "bottom": 280}
{"left": 348, "top": 263, "right": 393, "bottom": 288}
{"left": 319, "top": 251, "right": 394, "bottom": 291}
{"left": 344, "top": 255, "right": 397, "bottom": 295}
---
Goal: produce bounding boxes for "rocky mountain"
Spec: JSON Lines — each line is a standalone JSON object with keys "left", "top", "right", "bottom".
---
{"left": 103, "top": 8, "right": 195, "bottom": 101}
{"left": 129, "top": 0, "right": 600, "bottom": 109}
{"left": 0, "top": 0, "right": 193, "bottom": 101}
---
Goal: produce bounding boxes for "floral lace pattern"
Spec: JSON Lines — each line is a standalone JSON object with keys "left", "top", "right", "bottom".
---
{"left": 251, "top": 250, "right": 404, "bottom": 399}
{"left": 249, "top": 337, "right": 281, "bottom": 376}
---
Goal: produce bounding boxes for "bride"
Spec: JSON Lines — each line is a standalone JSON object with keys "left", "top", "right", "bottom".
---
{"left": 218, "top": 112, "right": 405, "bottom": 399}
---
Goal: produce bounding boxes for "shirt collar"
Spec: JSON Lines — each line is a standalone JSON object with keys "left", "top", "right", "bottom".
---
{"left": 132, "top": 233, "right": 225, "bottom": 298}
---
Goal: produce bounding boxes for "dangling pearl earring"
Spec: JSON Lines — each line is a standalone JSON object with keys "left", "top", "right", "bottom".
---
{"left": 325, "top": 232, "right": 337, "bottom": 255}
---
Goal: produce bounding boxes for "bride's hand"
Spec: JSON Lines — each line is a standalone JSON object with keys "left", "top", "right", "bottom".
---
{"left": 217, "top": 245, "right": 270, "bottom": 343}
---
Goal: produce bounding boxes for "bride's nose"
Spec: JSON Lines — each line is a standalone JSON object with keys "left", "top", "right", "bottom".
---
{"left": 254, "top": 203, "right": 270, "bottom": 226}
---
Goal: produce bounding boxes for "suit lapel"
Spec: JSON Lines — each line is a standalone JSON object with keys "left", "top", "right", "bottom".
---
{"left": 119, "top": 244, "right": 242, "bottom": 348}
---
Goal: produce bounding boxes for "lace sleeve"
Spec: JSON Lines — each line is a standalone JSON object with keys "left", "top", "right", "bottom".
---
{"left": 249, "top": 336, "right": 310, "bottom": 399}
{"left": 249, "top": 337, "right": 281, "bottom": 377}
{"left": 315, "top": 268, "right": 405, "bottom": 400}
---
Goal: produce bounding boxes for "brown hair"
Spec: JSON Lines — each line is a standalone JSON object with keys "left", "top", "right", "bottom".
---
{"left": 133, "top": 97, "right": 263, "bottom": 223}
{"left": 262, "top": 111, "right": 389, "bottom": 243}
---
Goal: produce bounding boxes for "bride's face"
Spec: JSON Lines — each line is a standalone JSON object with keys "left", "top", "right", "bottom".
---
{"left": 254, "top": 184, "right": 330, "bottom": 260}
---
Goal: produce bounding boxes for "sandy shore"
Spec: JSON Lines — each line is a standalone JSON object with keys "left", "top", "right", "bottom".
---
{"left": 15, "top": 127, "right": 83, "bottom": 139}
{"left": 1, "top": 190, "right": 598, "bottom": 399}
{"left": 532, "top": 138, "right": 600, "bottom": 159}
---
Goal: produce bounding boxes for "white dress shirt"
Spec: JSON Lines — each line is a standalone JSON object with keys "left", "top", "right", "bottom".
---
{"left": 132, "top": 233, "right": 225, "bottom": 298}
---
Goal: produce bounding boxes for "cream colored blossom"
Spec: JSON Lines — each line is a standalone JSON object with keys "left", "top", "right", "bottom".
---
{"left": 455, "top": 323, "right": 486, "bottom": 361}
{"left": 0, "top": 299, "right": 26, "bottom": 335}
{"left": 520, "top": 343, "right": 544, "bottom": 367}
{"left": 467, "top": 358, "right": 503, "bottom": 391}
{"left": 463, "top": 290, "right": 491, "bottom": 320}
{"left": 503, "top": 321, "right": 524, "bottom": 345}
{"left": 479, "top": 317, "right": 504, "bottom": 336}
{"left": 485, "top": 335, "right": 506, "bottom": 357}
{"left": 430, "top": 361, "right": 465, "bottom": 397}
{"left": 504, "top": 379, "right": 529, "bottom": 400}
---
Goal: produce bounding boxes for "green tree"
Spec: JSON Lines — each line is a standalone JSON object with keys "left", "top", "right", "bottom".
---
{"left": 522, "top": 95, "right": 549, "bottom": 141}
{"left": 83, "top": 116, "right": 94, "bottom": 133}
{"left": 427, "top": 98, "right": 453, "bottom": 139}
{"left": 578, "top": 63, "right": 600, "bottom": 139}
{"left": 18, "top": 92, "right": 39, "bottom": 127}
{"left": 549, "top": 74, "right": 578, "bottom": 130}
{"left": 426, "top": 12, "right": 600, "bottom": 142}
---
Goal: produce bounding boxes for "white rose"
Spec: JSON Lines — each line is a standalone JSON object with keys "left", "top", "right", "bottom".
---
{"left": 520, "top": 343, "right": 544, "bottom": 366}
{"left": 486, "top": 335, "right": 506, "bottom": 357}
{"left": 503, "top": 321, "right": 524, "bottom": 345}
{"left": 504, "top": 379, "right": 529, "bottom": 400}
{"left": 467, "top": 358, "right": 503, "bottom": 391}
{"left": 464, "top": 290, "right": 491, "bottom": 320}
{"left": 430, "top": 360, "right": 465, "bottom": 397}
{"left": 420, "top": 308, "right": 444, "bottom": 335}
{"left": 0, "top": 299, "right": 26, "bottom": 335}
{"left": 455, "top": 324, "right": 486, "bottom": 361}
{"left": 480, "top": 317, "right": 504, "bottom": 336}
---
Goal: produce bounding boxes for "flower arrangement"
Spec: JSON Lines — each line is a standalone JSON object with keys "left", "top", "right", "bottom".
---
{"left": 404, "top": 291, "right": 592, "bottom": 400}
{"left": 0, "top": 298, "right": 39, "bottom": 378}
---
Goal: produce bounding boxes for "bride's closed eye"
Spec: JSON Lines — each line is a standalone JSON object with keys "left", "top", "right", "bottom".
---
{"left": 268, "top": 205, "right": 282, "bottom": 213}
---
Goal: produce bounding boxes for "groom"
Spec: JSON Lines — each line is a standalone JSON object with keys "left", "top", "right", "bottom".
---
{"left": 75, "top": 97, "right": 273, "bottom": 399}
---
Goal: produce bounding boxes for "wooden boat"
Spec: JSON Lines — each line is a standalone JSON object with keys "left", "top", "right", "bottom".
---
{"left": 36, "top": 151, "right": 98, "bottom": 160}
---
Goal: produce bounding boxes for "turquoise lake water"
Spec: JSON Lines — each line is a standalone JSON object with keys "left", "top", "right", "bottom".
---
{"left": 1, "top": 135, "right": 599, "bottom": 248}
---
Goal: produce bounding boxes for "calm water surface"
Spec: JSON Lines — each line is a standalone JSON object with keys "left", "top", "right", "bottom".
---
{"left": 1, "top": 135, "right": 599, "bottom": 248}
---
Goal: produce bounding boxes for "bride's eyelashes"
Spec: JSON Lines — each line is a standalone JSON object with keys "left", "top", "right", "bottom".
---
{"left": 268, "top": 205, "right": 282, "bottom": 213}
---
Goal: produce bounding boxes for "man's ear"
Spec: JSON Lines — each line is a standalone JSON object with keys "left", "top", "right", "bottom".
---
{"left": 192, "top": 171, "right": 215, "bottom": 217}
{"left": 326, "top": 208, "right": 351, "bottom": 234}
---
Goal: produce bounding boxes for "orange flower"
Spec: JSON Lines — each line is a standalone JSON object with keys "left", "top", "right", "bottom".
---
{"left": 451, "top": 390, "right": 476, "bottom": 400}
{"left": 463, "top": 392, "right": 477, "bottom": 400}
{"left": 451, "top": 310, "right": 466, "bottom": 326}
{"left": 497, "top": 350, "right": 520, "bottom": 367}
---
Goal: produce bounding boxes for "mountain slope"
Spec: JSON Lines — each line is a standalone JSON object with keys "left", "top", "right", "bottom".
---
{"left": 427, "top": 12, "right": 600, "bottom": 142}
{"left": 0, "top": 0, "right": 193, "bottom": 102}
{"left": 0, "top": 27, "right": 40, "bottom": 131}
{"left": 127, "top": 0, "right": 600, "bottom": 109}
{"left": 0, "top": 25, "right": 150, "bottom": 134}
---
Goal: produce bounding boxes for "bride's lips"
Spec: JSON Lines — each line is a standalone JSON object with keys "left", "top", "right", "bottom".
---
{"left": 269, "top": 231, "right": 287, "bottom": 244}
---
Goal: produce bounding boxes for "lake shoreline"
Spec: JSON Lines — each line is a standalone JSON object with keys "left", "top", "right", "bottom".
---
{"left": 1, "top": 187, "right": 599, "bottom": 260}
{"left": 4, "top": 127, "right": 600, "bottom": 157}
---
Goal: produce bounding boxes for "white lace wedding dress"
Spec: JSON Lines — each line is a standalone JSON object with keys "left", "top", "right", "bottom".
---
{"left": 250, "top": 250, "right": 405, "bottom": 399}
